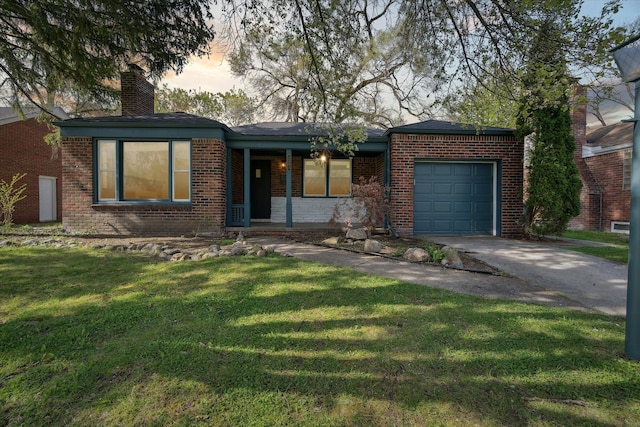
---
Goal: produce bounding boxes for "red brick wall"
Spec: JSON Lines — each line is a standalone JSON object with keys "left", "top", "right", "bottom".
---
{"left": 0, "top": 118, "right": 62, "bottom": 223}
{"left": 584, "top": 150, "right": 631, "bottom": 230}
{"left": 61, "top": 137, "right": 226, "bottom": 235}
{"left": 121, "top": 70, "right": 155, "bottom": 116}
{"left": 389, "top": 133, "right": 523, "bottom": 237}
{"left": 569, "top": 84, "right": 604, "bottom": 231}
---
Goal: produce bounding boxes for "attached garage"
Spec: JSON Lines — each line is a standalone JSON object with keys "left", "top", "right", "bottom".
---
{"left": 388, "top": 120, "right": 524, "bottom": 238}
{"left": 413, "top": 161, "right": 497, "bottom": 235}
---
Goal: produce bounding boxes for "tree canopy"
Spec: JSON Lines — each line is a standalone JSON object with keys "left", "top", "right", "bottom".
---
{"left": 220, "top": 0, "right": 628, "bottom": 127}
{"left": 155, "top": 85, "right": 258, "bottom": 127}
{"left": 0, "top": 0, "right": 216, "bottom": 117}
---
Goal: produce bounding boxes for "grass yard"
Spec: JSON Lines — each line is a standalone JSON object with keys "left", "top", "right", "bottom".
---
{"left": 1, "top": 245, "right": 640, "bottom": 426}
{"left": 562, "top": 230, "right": 629, "bottom": 264}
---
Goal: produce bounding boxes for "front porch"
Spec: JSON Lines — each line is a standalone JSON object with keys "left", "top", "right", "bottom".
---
{"left": 226, "top": 221, "right": 342, "bottom": 233}
{"left": 226, "top": 123, "right": 389, "bottom": 229}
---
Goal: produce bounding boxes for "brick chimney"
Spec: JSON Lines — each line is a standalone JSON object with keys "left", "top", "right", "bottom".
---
{"left": 570, "top": 84, "right": 589, "bottom": 161}
{"left": 120, "top": 64, "right": 154, "bottom": 116}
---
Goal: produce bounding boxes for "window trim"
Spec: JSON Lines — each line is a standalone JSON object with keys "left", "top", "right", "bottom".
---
{"left": 95, "top": 139, "right": 192, "bottom": 204}
{"left": 303, "top": 158, "right": 352, "bottom": 198}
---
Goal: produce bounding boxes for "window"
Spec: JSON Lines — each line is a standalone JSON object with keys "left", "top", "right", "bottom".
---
{"left": 623, "top": 150, "right": 632, "bottom": 190}
{"left": 303, "top": 158, "right": 351, "bottom": 197}
{"left": 97, "top": 140, "right": 191, "bottom": 202}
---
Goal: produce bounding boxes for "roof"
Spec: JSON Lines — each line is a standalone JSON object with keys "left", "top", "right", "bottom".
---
{"left": 386, "top": 119, "right": 514, "bottom": 136}
{"left": 0, "top": 106, "right": 68, "bottom": 126}
{"left": 231, "top": 122, "right": 386, "bottom": 138}
{"left": 55, "top": 112, "right": 231, "bottom": 131}
{"left": 586, "top": 121, "right": 633, "bottom": 149}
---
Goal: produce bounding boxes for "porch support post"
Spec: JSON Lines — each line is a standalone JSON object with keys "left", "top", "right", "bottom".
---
{"left": 243, "top": 148, "right": 251, "bottom": 227}
{"left": 225, "top": 148, "right": 233, "bottom": 226}
{"left": 286, "top": 149, "right": 293, "bottom": 228}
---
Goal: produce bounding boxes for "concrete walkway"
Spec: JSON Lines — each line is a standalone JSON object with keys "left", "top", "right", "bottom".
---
{"left": 429, "top": 236, "right": 628, "bottom": 317}
{"left": 248, "top": 236, "right": 608, "bottom": 315}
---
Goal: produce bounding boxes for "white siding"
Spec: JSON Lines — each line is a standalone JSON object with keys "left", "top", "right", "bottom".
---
{"left": 270, "top": 197, "right": 360, "bottom": 223}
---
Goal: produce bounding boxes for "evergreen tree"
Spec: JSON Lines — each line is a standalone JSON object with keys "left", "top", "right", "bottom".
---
{"left": 517, "top": 20, "right": 582, "bottom": 237}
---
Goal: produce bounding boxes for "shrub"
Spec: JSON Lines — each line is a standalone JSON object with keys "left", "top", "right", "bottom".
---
{"left": 0, "top": 173, "right": 27, "bottom": 226}
{"left": 331, "top": 176, "right": 390, "bottom": 236}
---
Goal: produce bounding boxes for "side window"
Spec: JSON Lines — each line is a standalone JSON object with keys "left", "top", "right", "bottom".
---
{"left": 98, "top": 140, "right": 116, "bottom": 201}
{"left": 623, "top": 150, "right": 632, "bottom": 190}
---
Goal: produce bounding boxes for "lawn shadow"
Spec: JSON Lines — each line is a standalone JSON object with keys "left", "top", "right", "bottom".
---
{"left": 1, "top": 247, "right": 637, "bottom": 426}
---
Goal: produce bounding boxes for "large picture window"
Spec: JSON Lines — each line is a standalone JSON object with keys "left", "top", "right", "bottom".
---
{"left": 303, "top": 158, "right": 351, "bottom": 197}
{"left": 97, "top": 140, "right": 191, "bottom": 202}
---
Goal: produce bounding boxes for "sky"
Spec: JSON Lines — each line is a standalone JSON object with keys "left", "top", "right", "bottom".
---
{"left": 159, "top": 0, "right": 640, "bottom": 124}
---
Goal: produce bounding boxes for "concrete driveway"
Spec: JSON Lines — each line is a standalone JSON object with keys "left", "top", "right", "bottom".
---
{"left": 429, "top": 236, "right": 628, "bottom": 317}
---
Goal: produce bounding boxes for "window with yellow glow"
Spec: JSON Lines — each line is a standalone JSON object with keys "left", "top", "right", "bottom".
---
{"left": 303, "top": 158, "right": 352, "bottom": 197}
{"left": 98, "top": 140, "right": 116, "bottom": 200}
{"left": 329, "top": 159, "right": 352, "bottom": 196}
{"left": 96, "top": 140, "right": 191, "bottom": 202}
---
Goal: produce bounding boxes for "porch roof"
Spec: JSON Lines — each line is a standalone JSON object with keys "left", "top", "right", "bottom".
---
{"left": 227, "top": 121, "right": 388, "bottom": 151}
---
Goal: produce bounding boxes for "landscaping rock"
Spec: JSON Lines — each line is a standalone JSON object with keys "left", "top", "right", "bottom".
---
{"left": 201, "top": 252, "right": 219, "bottom": 259}
{"left": 346, "top": 228, "right": 368, "bottom": 240}
{"left": 364, "top": 239, "right": 384, "bottom": 253}
{"left": 441, "top": 246, "right": 464, "bottom": 269}
{"left": 403, "top": 247, "right": 431, "bottom": 262}
{"left": 322, "top": 236, "right": 342, "bottom": 245}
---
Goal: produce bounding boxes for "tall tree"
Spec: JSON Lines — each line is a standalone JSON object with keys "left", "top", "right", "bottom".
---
{"left": 0, "top": 0, "right": 216, "bottom": 118}
{"left": 517, "top": 19, "right": 582, "bottom": 237}
{"left": 155, "top": 85, "right": 258, "bottom": 127}
{"left": 220, "top": 0, "right": 626, "bottom": 128}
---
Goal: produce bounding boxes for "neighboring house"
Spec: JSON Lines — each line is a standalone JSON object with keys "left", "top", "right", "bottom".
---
{"left": 0, "top": 107, "right": 68, "bottom": 224}
{"left": 570, "top": 85, "right": 632, "bottom": 233}
{"left": 56, "top": 68, "right": 524, "bottom": 237}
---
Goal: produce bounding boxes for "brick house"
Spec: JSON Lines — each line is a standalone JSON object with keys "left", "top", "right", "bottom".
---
{"left": 0, "top": 107, "right": 68, "bottom": 224}
{"left": 571, "top": 120, "right": 633, "bottom": 232}
{"left": 56, "top": 68, "right": 524, "bottom": 237}
{"left": 570, "top": 85, "right": 633, "bottom": 233}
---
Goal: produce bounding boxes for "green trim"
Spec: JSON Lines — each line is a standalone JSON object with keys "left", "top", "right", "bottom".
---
{"left": 226, "top": 139, "right": 387, "bottom": 151}
{"left": 388, "top": 127, "right": 514, "bottom": 137}
{"left": 62, "top": 126, "right": 225, "bottom": 139}
{"left": 93, "top": 138, "right": 193, "bottom": 204}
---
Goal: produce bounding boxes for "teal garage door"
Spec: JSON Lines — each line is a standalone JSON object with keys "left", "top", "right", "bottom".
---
{"left": 414, "top": 162, "right": 494, "bottom": 235}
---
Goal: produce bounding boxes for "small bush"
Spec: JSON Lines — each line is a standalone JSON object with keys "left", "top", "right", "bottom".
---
{"left": 0, "top": 173, "right": 27, "bottom": 226}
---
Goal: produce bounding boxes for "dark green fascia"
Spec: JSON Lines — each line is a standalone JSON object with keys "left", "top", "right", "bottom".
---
{"left": 386, "top": 127, "right": 514, "bottom": 137}
{"left": 226, "top": 135, "right": 388, "bottom": 152}
{"left": 58, "top": 125, "right": 226, "bottom": 140}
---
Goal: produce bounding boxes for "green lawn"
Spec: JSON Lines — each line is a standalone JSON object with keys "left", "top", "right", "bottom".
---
{"left": 2, "top": 245, "right": 640, "bottom": 426}
{"left": 562, "top": 230, "right": 629, "bottom": 264}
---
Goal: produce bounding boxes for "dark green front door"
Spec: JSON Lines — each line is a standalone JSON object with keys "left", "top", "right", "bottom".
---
{"left": 250, "top": 160, "right": 271, "bottom": 219}
{"left": 414, "top": 162, "right": 494, "bottom": 235}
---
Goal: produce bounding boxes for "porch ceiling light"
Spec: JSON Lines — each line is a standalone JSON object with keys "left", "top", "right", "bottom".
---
{"left": 611, "top": 34, "right": 640, "bottom": 83}
{"left": 610, "top": 33, "right": 640, "bottom": 361}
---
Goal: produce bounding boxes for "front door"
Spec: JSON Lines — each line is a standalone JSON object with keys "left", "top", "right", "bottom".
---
{"left": 250, "top": 160, "right": 271, "bottom": 220}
